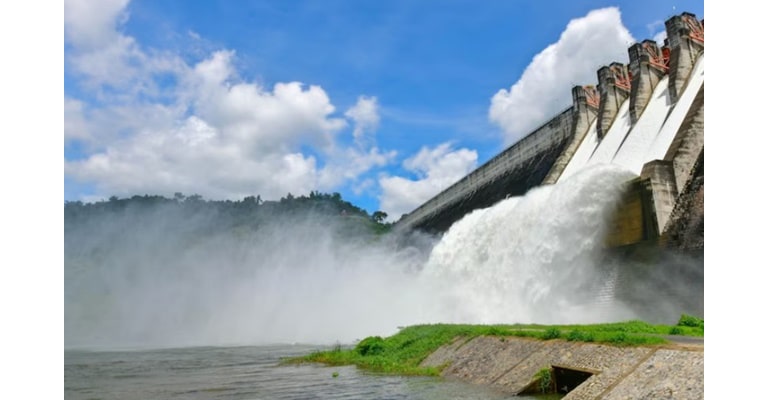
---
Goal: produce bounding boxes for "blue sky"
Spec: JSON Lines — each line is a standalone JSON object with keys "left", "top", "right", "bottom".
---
{"left": 64, "top": 0, "right": 704, "bottom": 220}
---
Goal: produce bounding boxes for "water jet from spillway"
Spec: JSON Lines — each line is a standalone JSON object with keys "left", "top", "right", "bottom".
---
{"left": 421, "top": 164, "right": 639, "bottom": 325}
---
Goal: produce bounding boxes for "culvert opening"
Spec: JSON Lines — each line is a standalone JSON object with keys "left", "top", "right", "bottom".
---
{"left": 519, "top": 365, "right": 596, "bottom": 396}
{"left": 552, "top": 365, "right": 593, "bottom": 394}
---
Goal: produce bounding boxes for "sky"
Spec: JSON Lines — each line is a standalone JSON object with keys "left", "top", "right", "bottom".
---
{"left": 7, "top": 1, "right": 768, "bottom": 396}
{"left": 64, "top": 0, "right": 704, "bottom": 220}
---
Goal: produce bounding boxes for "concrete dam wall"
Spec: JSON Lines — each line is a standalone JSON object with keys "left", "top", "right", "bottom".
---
{"left": 395, "top": 106, "right": 577, "bottom": 233}
{"left": 395, "top": 12, "right": 704, "bottom": 252}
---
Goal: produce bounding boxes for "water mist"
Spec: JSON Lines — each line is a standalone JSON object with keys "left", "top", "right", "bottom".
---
{"left": 66, "top": 164, "right": 644, "bottom": 349}
{"left": 421, "top": 164, "right": 638, "bottom": 324}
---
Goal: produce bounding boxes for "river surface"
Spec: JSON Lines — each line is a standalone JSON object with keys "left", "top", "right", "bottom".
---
{"left": 65, "top": 345, "right": 559, "bottom": 399}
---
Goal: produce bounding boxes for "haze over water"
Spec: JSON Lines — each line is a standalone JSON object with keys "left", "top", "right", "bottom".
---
{"left": 65, "top": 345, "right": 549, "bottom": 400}
{"left": 65, "top": 162, "right": 704, "bottom": 399}
{"left": 66, "top": 164, "right": 642, "bottom": 350}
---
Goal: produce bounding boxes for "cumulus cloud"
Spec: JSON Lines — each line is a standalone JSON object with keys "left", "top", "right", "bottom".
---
{"left": 65, "top": 0, "right": 182, "bottom": 93}
{"left": 379, "top": 143, "right": 477, "bottom": 221}
{"left": 489, "top": 7, "right": 635, "bottom": 145}
{"left": 319, "top": 147, "right": 396, "bottom": 190}
{"left": 345, "top": 96, "right": 380, "bottom": 146}
{"left": 64, "top": 0, "right": 129, "bottom": 50}
{"left": 64, "top": 0, "right": 392, "bottom": 201}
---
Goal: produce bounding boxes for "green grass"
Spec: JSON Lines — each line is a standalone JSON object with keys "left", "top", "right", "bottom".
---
{"left": 285, "top": 316, "right": 703, "bottom": 376}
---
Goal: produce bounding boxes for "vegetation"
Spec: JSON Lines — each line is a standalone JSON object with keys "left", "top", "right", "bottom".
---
{"left": 65, "top": 191, "right": 393, "bottom": 236}
{"left": 535, "top": 367, "right": 553, "bottom": 394}
{"left": 677, "top": 314, "right": 704, "bottom": 329}
{"left": 542, "top": 327, "right": 561, "bottom": 340}
{"left": 286, "top": 317, "right": 703, "bottom": 376}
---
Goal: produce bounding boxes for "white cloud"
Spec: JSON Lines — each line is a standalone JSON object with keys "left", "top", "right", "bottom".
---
{"left": 64, "top": 0, "right": 392, "bottom": 201}
{"left": 345, "top": 96, "right": 380, "bottom": 146}
{"left": 319, "top": 147, "right": 396, "bottom": 190}
{"left": 646, "top": 20, "right": 664, "bottom": 35}
{"left": 64, "top": 0, "right": 130, "bottom": 51}
{"left": 65, "top": 0, "right": 187, "bottom": 93}
{"left": 653, "top": 30, "right": 667, "bottom": 46}
{"left": 489, "top": 7, "right": 635, "bottom": 145}
{"left": 64, "top": 97, "right": 89, "bottom": 141}
{"left": 379, "top": 143, "right": 477, "bottom": 221}
{"left": 186, "top": 51, "right": 348, "bottom": 154}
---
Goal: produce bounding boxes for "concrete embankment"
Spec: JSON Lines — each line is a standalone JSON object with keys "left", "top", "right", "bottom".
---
{"left": 420, "top": 336, "right": 703, "bottom": 399}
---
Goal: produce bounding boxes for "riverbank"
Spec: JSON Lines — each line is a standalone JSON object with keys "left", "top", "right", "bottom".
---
{"left": 289, "top": 316, "right": 703, "bottom": 399}
{"left": 421, "top": 335, "right": 702, "bottom": 399}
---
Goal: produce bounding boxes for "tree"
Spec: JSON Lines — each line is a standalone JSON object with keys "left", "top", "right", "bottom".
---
{"left": 372, "top": 211, "right": 388, "bottom": 223}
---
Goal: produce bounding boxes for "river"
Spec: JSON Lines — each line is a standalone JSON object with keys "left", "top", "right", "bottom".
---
{"left": 65, "top": 345, "right": 560, "bottom": 399}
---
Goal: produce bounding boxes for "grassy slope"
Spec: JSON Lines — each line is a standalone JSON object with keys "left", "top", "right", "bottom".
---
{"left": 287, "top": 315, "right": 703, "bottom": 376}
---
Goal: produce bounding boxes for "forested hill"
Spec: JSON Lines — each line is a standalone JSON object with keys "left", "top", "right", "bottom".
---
{"left": 65, "top": 192, "right": 398, "bottom": 347}
{"left": 65, "top": 191, "right": 392, "bottom": 237}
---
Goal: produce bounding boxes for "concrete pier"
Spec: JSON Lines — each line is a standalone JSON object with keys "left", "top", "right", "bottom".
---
{"left": 666, "top": 12, "right": 704, "bottom": 104}
{"left": 596, "top": 62, "right": 630, "bottom": 139}
{"left": 628, "top": 40, "right": 668, "bottom": 125}
{"left": 542, "top": 86, "right": 600, "bottom": 185}
{"left": 640, "top": 161, "right": 679, "bottom": 235}
{"left": 664, "top": 85, "right": 704, "bottom": 198}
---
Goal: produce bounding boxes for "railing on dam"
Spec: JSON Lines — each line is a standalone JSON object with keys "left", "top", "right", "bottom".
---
{"left": 395, "top": 107, "right": 575, "bottom": 232}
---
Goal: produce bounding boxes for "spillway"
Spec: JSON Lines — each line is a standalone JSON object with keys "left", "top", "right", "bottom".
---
{"left": 557, "top": 120, "right": 598, "bottom": 182}
{"left": 559, "top": 54, "right": 704, "bottom": 178}
{"left": 645, "top": 54, "right": 705, "bottom": 162}
{"left": 395, "top": 12, "right": 704, "bottom": 249}
{"left": 584, "top": 98, "right": 632, "bottom": 167}
{"left": 610, "top": 76, "right": 672, "bottom": 174}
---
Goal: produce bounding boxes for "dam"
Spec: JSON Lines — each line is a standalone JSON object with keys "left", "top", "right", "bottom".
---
{"left": 394, "top": 12, "right": 704, "bottom": 257}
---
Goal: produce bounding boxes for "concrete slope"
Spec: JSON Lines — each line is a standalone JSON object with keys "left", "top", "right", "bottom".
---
{"left": 421, "top": 336, "right": 703, "bottom": 399}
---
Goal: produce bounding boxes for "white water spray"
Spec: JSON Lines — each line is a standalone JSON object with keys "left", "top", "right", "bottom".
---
{"left": 421, "top": 164, "right": 637, "bottom": 325}
{"left": 66, "top": 164, "right": 640, "bottom": 349}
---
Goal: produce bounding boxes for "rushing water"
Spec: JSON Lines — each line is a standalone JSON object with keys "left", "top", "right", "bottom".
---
{"left": 65, "top": 345, "right": 557, "bottom": 400}
{"left": 64, "top": 165, "right": 640, "bottom": 398}
{"left": 421, "top": 163, "right": 637, "bottom": 324}
{"left": 66, "top": 164, "right": 641, "bottom": 349}
{"left": 64, "top": 165, "right": 639, "bottom": 398}
{"left": 65, "top": 52, "right": 704, "bottom": 398}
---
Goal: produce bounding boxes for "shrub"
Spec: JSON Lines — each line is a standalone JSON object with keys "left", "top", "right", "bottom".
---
{"left": 677, "top": 314, "right": 704, "bottom": 328}
{"left": 535, "top": 368, "right": 552, "bottom": 393}
{"left": 669, "top": 326, "right": 684, "bottom": 335}
{"left": 566, "top": 329, "right": 593, "bottom": 342}
{"left": 607, "top": 332, "right": 628, "bottom": 344}
{"left": 356, "top": 336, "right": 386, "bottom": 356}
{"left": 542, "top": 328, "right": 561, "bottom": 340}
